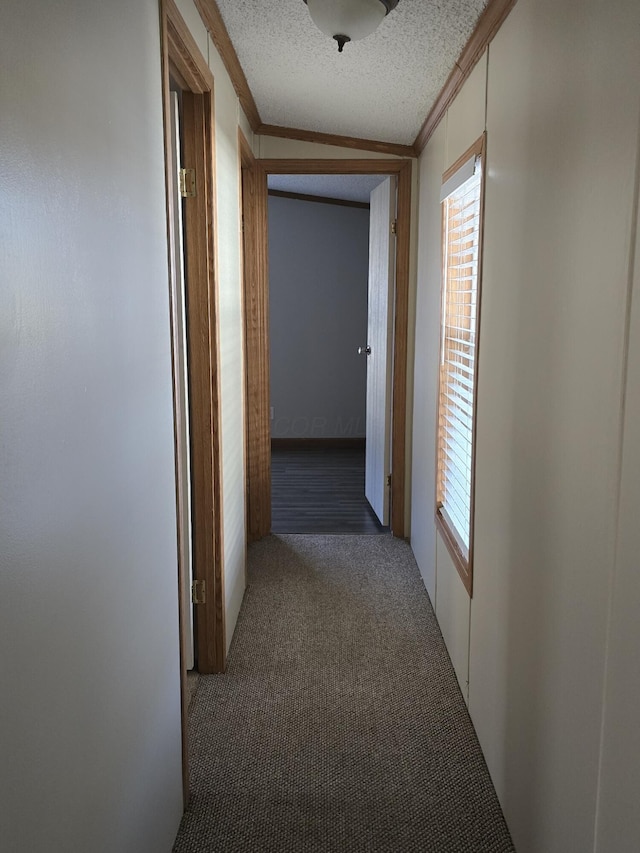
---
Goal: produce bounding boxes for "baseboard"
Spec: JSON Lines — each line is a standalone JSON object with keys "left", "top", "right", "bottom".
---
{"left": 271, "top": 437, "right": 366, "bottom": 450}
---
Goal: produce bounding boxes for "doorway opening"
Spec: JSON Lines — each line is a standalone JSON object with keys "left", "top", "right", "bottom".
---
{"left": 267, "top": 173, "right": 394, "bottom": 534}
{"left": 242, "top": 158, "right": 412, "bottom": 542}
{"left": 160, "top": 0, "right": 227, "bottom": 805}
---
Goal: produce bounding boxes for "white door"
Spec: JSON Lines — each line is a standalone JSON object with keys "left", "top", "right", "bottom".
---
{"left": 169, "top": 92, "right": 195, "bottom": 670}
{"left": 364, "top": 176, "right": 397, "bottom": 525}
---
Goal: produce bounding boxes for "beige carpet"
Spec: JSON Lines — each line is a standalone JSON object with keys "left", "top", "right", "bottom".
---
{"left": 173, "top": 534, "right": 514, "bottom": 852}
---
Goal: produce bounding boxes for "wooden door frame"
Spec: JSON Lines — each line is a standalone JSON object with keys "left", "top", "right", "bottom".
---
{"left": 248, "top": 158, "right": 412, "bottom": 538}
{"left": 238, "top": 130, "right": 271, "bottom": 542}
{"left": 160, "top": 0, "right": 226, "bottom": 803}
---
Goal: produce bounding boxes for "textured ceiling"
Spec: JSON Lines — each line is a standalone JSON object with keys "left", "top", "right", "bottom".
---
{"left": 215, "top": 0, "right": 488, "bottom": 145}
{"left": 268, "top": 173, "right": 387, "bottom": 203}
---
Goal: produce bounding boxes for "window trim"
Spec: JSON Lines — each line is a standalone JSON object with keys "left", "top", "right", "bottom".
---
{"left": 435, "top": 133, "right": 486, "bottom": 598}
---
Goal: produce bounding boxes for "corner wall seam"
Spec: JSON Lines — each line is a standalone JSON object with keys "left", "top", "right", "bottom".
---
{"left": 592, "top": 95, "right": 640, "bottom": 853}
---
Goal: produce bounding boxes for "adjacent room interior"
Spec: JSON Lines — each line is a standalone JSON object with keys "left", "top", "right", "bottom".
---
{"left": 267, "top": 173, "right": 393, "bottom": 534}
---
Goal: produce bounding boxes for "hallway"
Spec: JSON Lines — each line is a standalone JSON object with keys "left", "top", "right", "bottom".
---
{"left": 173, "top": 535, "right": 514, "bottom": 852}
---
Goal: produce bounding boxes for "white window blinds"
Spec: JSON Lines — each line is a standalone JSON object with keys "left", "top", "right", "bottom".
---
{"left": 437, "top": 154, "right": 482, "bottom": 562}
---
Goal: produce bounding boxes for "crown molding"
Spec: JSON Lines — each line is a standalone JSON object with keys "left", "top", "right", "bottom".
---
{"left": 257, "top": 123, "right": 416, "bottom": 159}
{"left": 193, "top": 0, "right": 415, "bottom": 156}
{"left": 268, "top": 189, "right": 370, "bottom": 210}
{"left": 413, "top": 0, "right": 518, "bottom": 154}
{"left": 192, "top": 0, "right": 261, "bottom": 130}
{"left": 194, "top": 0, "right": 516, "bottom": 160}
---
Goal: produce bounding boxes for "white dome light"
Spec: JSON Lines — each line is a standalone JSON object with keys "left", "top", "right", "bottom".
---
{"left": 303, "top": 0, "right": 399, "bottom": 52}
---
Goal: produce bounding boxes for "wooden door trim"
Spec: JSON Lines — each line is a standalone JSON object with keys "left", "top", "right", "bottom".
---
{"left": 165, "top": 0, "right": 214, "bottom": 94}
{"left": 239, "top": 130, "right": 272, "bottom": 541}
{"left": 180, "top": 88, "right": 226, "bottom": 675}
{"left": 254, "top": 158, "right": 412, "bottom": 538}
{"left": 391, "top": 160, "right": 412, "bottom": 535}
{"left": 160, "top": 0, "right": 226, "bottom": 802}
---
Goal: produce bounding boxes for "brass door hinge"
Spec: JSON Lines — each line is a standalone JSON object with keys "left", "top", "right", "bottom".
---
{"left": 179, "top": 168, "right": 196, "bottom": 198}
{"left": 391, "top": 219, "right": 397, "bottom": 235}
{"left": 386, "top": 473, "right": 392, "bottom": 487}
{"left": 191, "top": 579, "right": 206, "bottom": 605}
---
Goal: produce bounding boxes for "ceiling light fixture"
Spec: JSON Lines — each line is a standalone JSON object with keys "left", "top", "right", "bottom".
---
{"left": 303, "top": 0, "right": 399, "bottom": 53}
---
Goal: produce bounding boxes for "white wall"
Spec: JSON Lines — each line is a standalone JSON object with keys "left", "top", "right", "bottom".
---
{"left": 411, "top": 54, "right": 488, "bottom": 699}
{"left": 410, "top": 0, "right": 640, "bottom": 850}
{"left": 410, "top": 121, "right": 445, "bottom": 607}
{"left": 268, "top": 195, "right": 369, "bottom": 438}
{"left": 208, "top": 32, "right": 249, "bottom": 650}
{"left": 0, "top": 0, "right": 184, "bottom": 850}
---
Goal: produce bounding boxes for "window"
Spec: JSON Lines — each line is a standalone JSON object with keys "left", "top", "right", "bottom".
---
{"left": 436, "top": 134, "right": 485, "bottom": 596}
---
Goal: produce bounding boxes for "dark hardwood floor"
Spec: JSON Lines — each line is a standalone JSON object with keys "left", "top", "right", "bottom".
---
{"left": 271, "top": 446, "right": 388, "bottom": 534}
